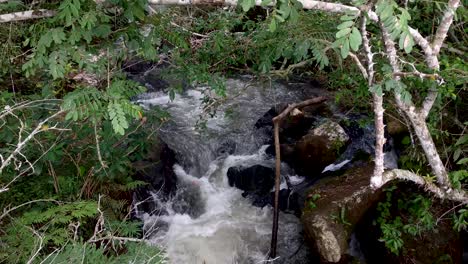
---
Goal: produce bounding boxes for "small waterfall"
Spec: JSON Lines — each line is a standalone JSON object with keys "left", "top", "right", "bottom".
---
{"left": 136, "top": 78, "right": 317, "bottom": 263}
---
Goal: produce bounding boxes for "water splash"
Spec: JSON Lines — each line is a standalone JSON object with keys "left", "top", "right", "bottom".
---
{"left": 137, "top": 79, "right": 315, "bottom": 263}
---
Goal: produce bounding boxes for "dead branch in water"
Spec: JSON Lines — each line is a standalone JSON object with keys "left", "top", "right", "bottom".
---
{"left": 270, "top": 96, "right": 327, "bottom": 259}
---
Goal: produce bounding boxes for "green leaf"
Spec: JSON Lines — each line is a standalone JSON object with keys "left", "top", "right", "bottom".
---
{"left": 454, "top": 148, "right": 462, "bottom": 161}
{"left": 336, "top": 28, "right": 352, "bottom": 39}
{"left": 337, "top": 21, "right": 354, "bottom": 30}
{"left": 51, "top": 28, "right": 66, "bottom": 44}
{"left": 269, "top": 19, "right": 277, "bottom": 32}
{"left": 241, "top": 0, "right": 254, "bottom": 12}
{"left": 294, "top": 40, "right": 310, "bottom": 62}
{"left": 369, "top": 83, "right": 383, "bottom": 97}
{"left": 278, "top": 4, "right": 291, "bottom": 19}
{"left": 349, "top": 27, "right": 362, "bottom": 51}
{"left": 380, "top": 3, "right": 394, "bottom": 19}
{"left": 340, "top": 39, "right": 350, "bottom": 58}
{"left": 289, "top": 7, "right": 300, "bottom": 23}
{"left": 401, "top": 32, "right": 414, "bottom": 53}
{"left": 455, "top": 135, "right": 468, "bottom": 146}
{"left": 274, "top": 14, "right": 285, "bottom": 23}
{"left": 93, "top": 24, "right": 112, "bottom": 38}
{"left": 457, "top": 158, "right": 468, "bottom": 165}
{"left": 108, "top": 101, "right": 128, "bottom": 135}
{"left": 340, "top": 15, "right": 356, "bottom": 21}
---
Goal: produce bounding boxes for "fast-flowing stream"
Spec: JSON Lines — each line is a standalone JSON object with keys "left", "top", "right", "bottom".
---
{"left": 135, "top": 78, "right": 321, "bottom": 264}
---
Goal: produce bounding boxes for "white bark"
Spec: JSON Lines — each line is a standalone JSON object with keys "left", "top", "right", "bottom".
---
{"left": 0, "top": 10, "right": 56, "bottom": 23}
{"left": 348, "top": 52, "right": 368, "bottom": 80}
{"left": 148, "top": 0, "right": 365, "bottom": 15}
{"left": 432, "top": 0, "right": 460, "bottom": 56}
{"left": 361, "top": 15, "right": 386, "bottom": 189}
{"left": 380, "top": 23, "right": 451, "bottom": 190}
{"left": 383, "top": 170, "right": 468, "bottom": 203}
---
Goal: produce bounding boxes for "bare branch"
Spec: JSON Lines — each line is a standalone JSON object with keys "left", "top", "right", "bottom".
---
{"left": 0, "top": 199, "right": 60, "bottom": 221}
{"left": 94, "top": 123, "right": 108, "bottom": 170}
{"left": 432, "top": 0, "right": 461, "bottom": 56}
{"left": 379, "top": 21, "right": 451, "bottom": 189}
{"left": 393, "top": 71, "right": 440, "bottom": 80}
{"left": 381, "top": 169, "right": 468, "bottom": 203}
{"left": 348, "top": 52, "right": 368, "bottom": 79}
{"left": 0, "top": 9, "right": 56, "bottom": 23}
{"left": 272, "top": 97, "right": 327, "bottom": 123}
{"left": 270, "top": 96, "right": 327, "bottom": 258}
{"left": 87, "top": 235, "right": 144, "bottom": 243}
{"left": 0, "top": 109, "right": 64, "bottom": 174}
{"left": 408, "top": 28, "right": 437, "bottom": 66}
{"left": 26, "top": 227, "right": 44, "bottom": 264}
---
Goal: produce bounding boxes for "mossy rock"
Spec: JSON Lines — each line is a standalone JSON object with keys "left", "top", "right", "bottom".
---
{"left": 301, "top": 164, "right": 384, "bottom": 263}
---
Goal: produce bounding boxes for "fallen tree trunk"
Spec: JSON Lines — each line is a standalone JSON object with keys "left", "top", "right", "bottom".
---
{"left": 270, "top": 96, "right": 327, "bottom": 258}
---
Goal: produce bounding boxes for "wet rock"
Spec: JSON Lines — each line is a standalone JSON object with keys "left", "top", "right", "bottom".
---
{"left": 171, "top": 181, "right": 205, "bottom": 218}
{"left": 274, "top": 189, "right": 301, "bottom": 215}
{"left": 288, "top": 135, "right": 338, "bottom": 176}
{"left": 216, "top": 139, "right": 236, "bottom": 157}
{"left": 386, "top": 119, "right": 408, "bottom": 137}
{"left": 227, "top": 165, "right": 303, "bottom": 214}
{"left": 254, "top": 103, "right": 319, "bottom": 145}
{"left": 133, "top": 141, "right": 178, "bottom": 215}
{"left": 310, "top": 121, "right": 349, "bottom": 148}
{"left": 265, "top": 120, "right": 350, "bottom": 177}
{"left": 301, "top": 164, "right": 384, "bottom": 263}
{"left": 227, "top": 165, "right": 275, "bottom": 205}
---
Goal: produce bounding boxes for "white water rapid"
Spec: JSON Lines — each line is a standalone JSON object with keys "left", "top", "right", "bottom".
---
{"left": 135, "top": 78, "right": 316, "bottom": 264}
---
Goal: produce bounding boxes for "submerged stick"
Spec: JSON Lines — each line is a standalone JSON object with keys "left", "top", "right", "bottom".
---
{"left": 270, "top": 96, "right": 326, "bottom": 258}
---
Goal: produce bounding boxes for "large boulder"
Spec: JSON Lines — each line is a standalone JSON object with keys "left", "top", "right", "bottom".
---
{"left": 227, "top": 165, "right": 303, "bottom": 214}
{"left": 310, "top": 121, "right": 349, "bottom": 148}
{"left": 227, "top": 165, "right": 275, "bottom": 207}
{"left": 282, "top": 120, "right": 350, "bottom": 177}
{"left": 301, "top": 164, "right": 384, "bottom": 263}
{"left": 255, "top": 103, "right": 328, "bottom": 145}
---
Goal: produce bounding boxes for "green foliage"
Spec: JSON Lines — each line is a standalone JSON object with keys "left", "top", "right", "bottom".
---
{"left": 334, "top": 12, "right": 361, "bottom": 59}
{"left": 451, "top": 133, "right": 468, "bottom": 166}
{"left": 379, "top": 219, "right": 404, "bottom": 255}
{"left": 331, "top": 207, "right": 352, "bottom": 226}
{"left": 39, "top": 242, "right": 166, "bottom": 264}
{"left": 449, "top": 170, "right": 468, "bottom": 190}
{"left": 375, "top": 0, "right": 414, "bottom": 53}
{"left": 241, "top": 0, "right": 302, "bottom": 27}
{"left": 306, "top": 193, "right": 321, "bottom": 210}
{"left": 453, "top": 207, "right": 468, "bottom": 232}
{"left": 1, "top": 201, "right": 97, "bottom": 263}
{"left": 62, "top": 79, "right": 145, "bottom": 134}
{"left": 0, "top": 1, "right": 465, "bottom": 263}
{"left": 376, "top": 186, "right": 436, "bottom": 255}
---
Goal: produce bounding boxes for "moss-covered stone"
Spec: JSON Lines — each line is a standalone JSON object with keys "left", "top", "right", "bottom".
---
{"left": 301, "top": 164, "right": 384, "bottom": 263}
